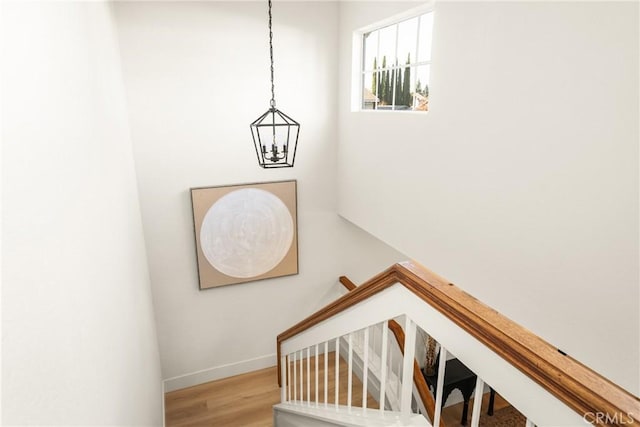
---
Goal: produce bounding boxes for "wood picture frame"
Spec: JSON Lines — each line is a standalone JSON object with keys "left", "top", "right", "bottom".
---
{"left": 190, "top": 180, "right": 298, "bottom": 290}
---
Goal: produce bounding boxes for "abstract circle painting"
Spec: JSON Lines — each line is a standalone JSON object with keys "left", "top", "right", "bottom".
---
{"left": 199, "top": 188, "right": 294, "bottom": 278}
{"left": 191, "top": 180, "right": 298, "bottom": 289}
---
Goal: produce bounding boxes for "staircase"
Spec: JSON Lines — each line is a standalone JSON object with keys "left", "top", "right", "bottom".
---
{"left": 274, "top": 261, "right": 639, "bottom": 427}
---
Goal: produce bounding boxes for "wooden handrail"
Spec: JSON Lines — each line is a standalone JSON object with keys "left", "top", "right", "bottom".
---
{"left": 277, "top": 261, "right": 639, "bottom": 426}
{"left": 337, "top": 275, "right": 357, "bottom": 291}
{"left": 338, "top": 276, "right": 444, "bottom": 427}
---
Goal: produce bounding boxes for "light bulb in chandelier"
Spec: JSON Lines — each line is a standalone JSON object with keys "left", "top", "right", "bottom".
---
{"left": 262, "top": 138, "right": 287, "bottom": 163}
{"left": 249, "top": 0, "right": 300, "bottom": 168}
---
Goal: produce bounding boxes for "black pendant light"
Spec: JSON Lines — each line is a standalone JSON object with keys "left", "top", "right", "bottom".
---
{"left": 250, "top": 0, "right": 300, "bottom": 168}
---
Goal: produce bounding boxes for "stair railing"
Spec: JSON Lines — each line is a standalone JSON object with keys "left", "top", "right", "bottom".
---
{"left": 276, "top": 261, "right": 639, "bottom": 427}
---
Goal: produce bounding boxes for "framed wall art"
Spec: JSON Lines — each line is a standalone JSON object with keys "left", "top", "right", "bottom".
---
{"left": 190, "top": 180, "right": 298, "bottom": 290}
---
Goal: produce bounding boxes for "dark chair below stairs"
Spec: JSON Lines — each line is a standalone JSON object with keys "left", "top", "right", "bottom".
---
{"left": 423, "top": 356, "right": 496, "bottom": 425}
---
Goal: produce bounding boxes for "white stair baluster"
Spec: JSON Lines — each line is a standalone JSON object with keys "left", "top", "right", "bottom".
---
{"left": 307, "top": 347, "right": 311, "bottom": 406}
{"left": 397, "top": 354, "right": 402, "bottom": 401}
{"left": 373, "top": 324, "right": 378, "bottom": 361}
{"left": 299, "top": 350, "right": 304, "bottom": 402}
{"left": 388, "top": 337, "right": 394, "bottom": 405}
{"left": 293, "top": 351, "right": 297, "bottom": 402}
{"left": 470, "top": 376, "right": 484, "bottom": 427}
{"left": 324, "top": 341, "right": 328, "bottom": 407}
{"left": 347, "top": 332, "right": 353, "bottom": 412}
{"left": 379, "top": 320, "right": 389, "bottom": 414}
{"left": 433, "top": 347, "right": 448, "bottom": 427}
{"left": 315, "top": 344, "right": 319, "bottom": 407}
{"left": 400, "top": 317, "right": 416, "bottom": 424}
{"left": 287, "top": 353, "right": 291, "bottom": 402}
{"left": 335, "top": 337, "right": 340, "bottom": 410}
{"left": 281, "top": 355, "right": 287, "bottom": 403}
{"left": 389, "top": 341, "right": 393, "bottom": 385}
{"left": 362, "top": 326, "right": 369, "bottom": 412}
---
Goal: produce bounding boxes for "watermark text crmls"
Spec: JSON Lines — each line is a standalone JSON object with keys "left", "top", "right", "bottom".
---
{"left": 583, "top": 412, "right": 634, "bottom": 425}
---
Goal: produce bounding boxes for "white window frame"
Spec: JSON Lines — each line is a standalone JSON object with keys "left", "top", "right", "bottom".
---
{"left": 351, "top": 2, "right": 435, "bottom": 113}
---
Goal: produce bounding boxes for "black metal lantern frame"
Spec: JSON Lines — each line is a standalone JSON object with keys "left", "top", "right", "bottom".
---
{"left": 251, "top": 107, "right": 299, "bottom": 168}
{"left": 250, "top": 0, "right": 300, "bottom": 169}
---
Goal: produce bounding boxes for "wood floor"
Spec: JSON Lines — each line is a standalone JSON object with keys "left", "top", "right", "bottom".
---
{"left": 165, "top": 352, "right": 376, "bottom": 427}
{"left": 165, "top": 355, "right": 514, "bottom": 427}
{"left": 165, "top": 366, "right": 280, "bottom": 427}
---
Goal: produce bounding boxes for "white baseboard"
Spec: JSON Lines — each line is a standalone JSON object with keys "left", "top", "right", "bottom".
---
{"left": 163, "top": 353, "right": 277, "bottom": 392}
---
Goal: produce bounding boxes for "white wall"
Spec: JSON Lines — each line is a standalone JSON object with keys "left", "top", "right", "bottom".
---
{"left": 338, "top": 1, "right": 639, "bottom": 395}
{"left": 1, "top": 2, "right": 163, "bottom": 425}
{"left": 112, "top": 1, "right": 405, "bottom": 390}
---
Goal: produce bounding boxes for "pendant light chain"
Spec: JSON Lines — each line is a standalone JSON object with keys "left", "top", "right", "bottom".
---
{"left": 268, "top": 0, "right": 276, "bottom": 109}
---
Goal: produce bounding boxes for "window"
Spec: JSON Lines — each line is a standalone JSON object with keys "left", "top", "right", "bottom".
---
{"left": 361, "top": 11, "right": 433, "bottom": 112}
